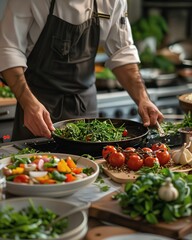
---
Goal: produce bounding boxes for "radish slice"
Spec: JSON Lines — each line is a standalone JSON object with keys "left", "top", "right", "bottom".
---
{"left": 29, "top": 171, "right": 48, "bottom": 178}
{"left": 37, "top": 159, "right": 45, "bottom": 171}
{"left": 41, "top": 157, "right": 50, "bottom": 162}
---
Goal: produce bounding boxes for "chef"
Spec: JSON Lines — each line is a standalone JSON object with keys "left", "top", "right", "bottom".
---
{"left": 0, "top": 0, "right": 163, "bottom": 141}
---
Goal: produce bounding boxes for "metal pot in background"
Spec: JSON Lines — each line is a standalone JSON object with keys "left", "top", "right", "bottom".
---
{"left": 96, "top": 78, "right": 122, "bottom": 90}
{"left": 169, "top": 39, "right": 192, "bottom": 67}
{"left": 178, "top": 68, "right": 192, "bottom": 82}
{"left": 95, "top": 66, "right": 123, "bottom": 90}
{"left": 140, "top": 68, "right": 177, "bottom": 87}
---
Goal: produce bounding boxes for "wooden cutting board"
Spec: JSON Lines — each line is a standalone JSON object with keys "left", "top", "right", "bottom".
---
{"left": 96, "top": 159, "right": 192, "bottom": 184}
{"left": 95, "top": 159, "right": 139, "bottom": 184}
{"left": 89, "top": 191, "right": 192, "bottom": 240}
{"left": 85, "top": 226, "right": 135, "bottom": 240}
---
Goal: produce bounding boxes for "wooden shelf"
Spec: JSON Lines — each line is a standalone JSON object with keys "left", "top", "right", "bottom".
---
{"left": 0, "top": 98, "right": 17, "bottom": 106}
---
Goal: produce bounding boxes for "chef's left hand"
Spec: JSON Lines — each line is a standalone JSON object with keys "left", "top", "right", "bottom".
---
{"left": 137, "top": 100, "right": 164, "bottom": 127}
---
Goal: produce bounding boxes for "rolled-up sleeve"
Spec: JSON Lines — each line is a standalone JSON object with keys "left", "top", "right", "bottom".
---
{"left": 0, "top": 0, "right": 33, "bottom": 72}
{"left": 98, "top": 0, "right": 140, "bottom": 70}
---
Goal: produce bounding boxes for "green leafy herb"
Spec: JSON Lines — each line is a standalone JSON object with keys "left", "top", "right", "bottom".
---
{"left": 17, "top": 148, "right": 38, "bottom": 155}
{"left": 150, "top": 112, "right": 192, "bottom": 137}
{"left": 54, "top": 119, "right": 130, "bottom": 142}
{"left": 0, "top": 199, "right": 68, "bottom": 239}
{"left": 83, "top": 167, "right": 95, "bottom": 176}
{"left": 115, "top": 169, "right": 192, "bottom": 224}
{"left": 0, "top": 85, "right": 15, "bottom": 98}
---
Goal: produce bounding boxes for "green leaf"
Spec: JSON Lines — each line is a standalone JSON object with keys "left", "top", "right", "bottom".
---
{"left": 145, "top": 213, "right": 158, "bottom": 224}
{"left": 144, "top": 199, "right": 153, "bottom": 213}
{"left": 162, "top": 204, "right": 175, "bottom": 222}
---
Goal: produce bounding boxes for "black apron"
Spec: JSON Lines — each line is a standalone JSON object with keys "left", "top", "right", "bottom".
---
{"left": 12, "top": 0, "right": 100, "bottom": 140}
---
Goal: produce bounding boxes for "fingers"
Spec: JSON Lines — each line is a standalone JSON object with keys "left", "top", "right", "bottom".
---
{"left": 25, "top": 118, "right": 52, "bottom": 139}
{"left": 24, "top": 108, "right": 54, "bottom": 139}
{"left": 43, "top": 111, "right": 55, "bottom": 132}
{"left": 138, "top": 103, "right": 164, "bottom": 127}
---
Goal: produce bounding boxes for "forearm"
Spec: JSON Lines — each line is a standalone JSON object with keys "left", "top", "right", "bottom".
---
{"left": 112, "top": 64, "right": 150, "bottom": 106}
{"left": 1, "top": 67, "right": 38, "bottom": 109}
{"left": 1, "top": 67, "right": 54, "bottom": 138}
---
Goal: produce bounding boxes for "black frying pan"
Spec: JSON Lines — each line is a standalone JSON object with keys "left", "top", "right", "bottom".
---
{"left": 52, "top": 118, "right": 149, "bottom": 157}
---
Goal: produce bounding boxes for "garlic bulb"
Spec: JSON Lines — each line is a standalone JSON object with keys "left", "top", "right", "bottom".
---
{"left": 171, "top": 143, "right": 192, "bottom": 165}
{"left": 158, "top": 177, "right": 179, "bottom": 202}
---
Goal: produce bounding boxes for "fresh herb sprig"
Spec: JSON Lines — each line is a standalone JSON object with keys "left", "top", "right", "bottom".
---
{"left": 94, "top": 175, "right": 110, "bottom": 192}
{"left": 151, "top": 112, "right": 192, "bottom": 136}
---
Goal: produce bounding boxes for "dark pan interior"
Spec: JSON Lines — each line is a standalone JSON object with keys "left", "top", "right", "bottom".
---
{"left": 52, "top": 118, "right": 149, "bottom": 157}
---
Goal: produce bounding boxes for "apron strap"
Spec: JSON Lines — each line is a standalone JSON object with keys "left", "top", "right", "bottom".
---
{"left": 49, "top": 0, "right": 55, "bottom": 15}
{"left": 94, "top": 0, "right": 97, "bottom": 10}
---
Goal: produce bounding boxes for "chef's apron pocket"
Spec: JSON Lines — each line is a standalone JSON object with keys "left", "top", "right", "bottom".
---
{"left": 69, "top": 27, "right": 97, "bottom": 63}
{"left": 51, "top": 26, "right": 97, "bottom": 64}
{"left": 51, "top": 37, "right": 71, "bottom": 60}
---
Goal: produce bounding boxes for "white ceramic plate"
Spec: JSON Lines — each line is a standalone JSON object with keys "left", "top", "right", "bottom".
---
{"left": 0, "top": 197, "right": 88, "bottom": 240}
{"left": 0, "top": 153, "right": 99, "bottom": 197}
{"left": 104, "top": 233, "right": 174, "bottom": 240}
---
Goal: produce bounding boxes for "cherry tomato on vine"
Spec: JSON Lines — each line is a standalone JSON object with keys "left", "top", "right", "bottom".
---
{"left": 141, "top": 147, "right": 153, "bottom": 158}
{"left": 102, "top": 145, "right": 117, "bottom": 161}
{"left": 13, "top": 174, "right": 30, "bottom": 183}
{"left": 108, "top": 151, "right": 125, "bottom": 167}
{"left": 125, "top": 147, "right": 136, "bottom": 152}
{"left": 123, "top": 147, "right": 136, "bottom": 159}
{"left": 127, "top": 154, "right": 144, "bottom": 171}
{"left": 142, "top": 147, "right": 153, "bottom": 153}
{"left": 155, "top": 149, "right": 171, "bottom": 166}
{"left": 151, "top": 142, "right": 168, "bottom": 152}
{"left": 122, "top": 129, "right": 129, "bottom": 137}
{"left": 144, "top": 156, "right": 159, "bottom": 167}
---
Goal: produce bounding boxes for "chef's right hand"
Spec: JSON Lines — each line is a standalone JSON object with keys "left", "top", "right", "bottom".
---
{"left": 1, "top": 67, "right": 55, "bottom": 138}
{"left": 23, "top": 101, "right": 55, "bottom": 139}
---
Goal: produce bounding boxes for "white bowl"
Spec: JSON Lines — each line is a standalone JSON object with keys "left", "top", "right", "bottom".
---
{"left": 0, "top": 197, "right": 88, "bottom": 240}
{"left": 0, "top": 153, "right": 99, "bottom": 197}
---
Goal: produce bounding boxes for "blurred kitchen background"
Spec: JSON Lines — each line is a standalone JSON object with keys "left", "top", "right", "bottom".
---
{"left": 0, "top": 0, "right": 192, "bottom": 141}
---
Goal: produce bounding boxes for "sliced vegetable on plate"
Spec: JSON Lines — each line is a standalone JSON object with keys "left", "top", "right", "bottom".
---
{"left": 3, "top": 154, "right": 93, "bottom": 184}
{"left": 0, "top": 153, "right": 99, "bottom": 197}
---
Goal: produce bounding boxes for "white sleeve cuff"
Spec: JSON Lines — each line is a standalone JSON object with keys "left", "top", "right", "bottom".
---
{"left": 105, "top": 45, "right": 140, "bottom": 70}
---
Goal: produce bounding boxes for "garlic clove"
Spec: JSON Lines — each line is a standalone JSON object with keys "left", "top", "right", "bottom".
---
{"left": 186, "top": 139, "right": 192, "bottom": 153}
{"left": 179, "top": 148, "right": 192, "bottom": 165}
{"left": 171, "top": 149, "right": 181, "bottom": 164}
{"left": 171, "top": 143, "right": 192, "bottom": 166}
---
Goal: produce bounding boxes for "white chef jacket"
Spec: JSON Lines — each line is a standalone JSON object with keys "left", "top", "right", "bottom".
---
{"left": 0, "top": 0, "right": 140, "bottom": 73}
